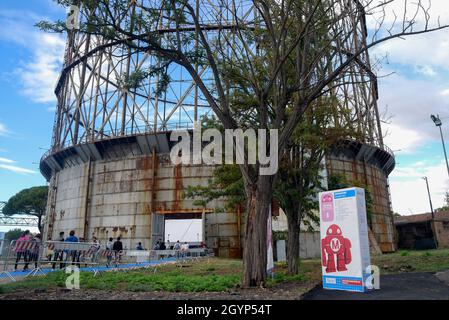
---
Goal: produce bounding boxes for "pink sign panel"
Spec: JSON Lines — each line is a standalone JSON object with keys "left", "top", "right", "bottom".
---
{"left": 321, "top": 193, "right": 334, "bottom": 222}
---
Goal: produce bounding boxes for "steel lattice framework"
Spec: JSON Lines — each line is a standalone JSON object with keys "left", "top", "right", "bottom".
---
{"left": 0, "top": 202, "right": 39, "bottom": 227}
{"left": 48, "top": 0, "right": 385, "bottom": 154}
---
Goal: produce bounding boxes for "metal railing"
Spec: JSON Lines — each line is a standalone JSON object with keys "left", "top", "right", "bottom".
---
{"left": 0, "top": 240, "right": 213, "bottom": 282}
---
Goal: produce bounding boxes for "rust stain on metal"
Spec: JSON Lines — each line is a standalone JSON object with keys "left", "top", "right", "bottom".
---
{"left": 155, "top": 209, "right": 213, "bottom": 215}
{"left": 327, "top": 155, "right": 396, "bottom": 253}
{"left": 139, "top": 152, "right": 159, "bottom": 215}
{"left": 173, "top": 164, "right": 183, "bottom": 211}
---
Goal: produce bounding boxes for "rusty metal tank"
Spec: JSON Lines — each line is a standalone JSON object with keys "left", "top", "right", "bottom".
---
{"left": 326, "top": 140, "right": 396, "bottom": 252}
{"left": 40, "top": 131, "right": 243, "bottom": 258}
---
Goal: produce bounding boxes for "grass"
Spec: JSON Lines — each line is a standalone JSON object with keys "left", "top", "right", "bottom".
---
{"left": 0, "top": 259, "right": 244, "bottom": 294}
{"left": 0, "top": 258, "right": 314, "bottom": 294}
{"left": 1, "top": 248, "right": 449, "bottom": 294}
{"left": 372, "top": 248, "right": 449, "bottom": 274}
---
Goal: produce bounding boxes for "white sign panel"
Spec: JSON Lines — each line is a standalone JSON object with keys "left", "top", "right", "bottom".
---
{"left": 319, "top": 187, "right": 371, "bottom": 292}
{"left": 267, "top": 208, "right": 274, "bottom": 275}
{"left": 164, "top": 219, "right": 203, "bottom": 243}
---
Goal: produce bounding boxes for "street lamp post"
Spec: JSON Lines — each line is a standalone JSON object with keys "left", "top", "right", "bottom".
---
{"left": 431, "top": 114, "right": 449, "bottom": 177}
{"left": 422, "top": 176, "right": 438, "bottom": 248}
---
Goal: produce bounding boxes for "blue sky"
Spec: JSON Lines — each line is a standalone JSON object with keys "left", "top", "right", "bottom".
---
{"left": 0, "top": 1, "right": 66, "bottom": 208}
{"left": 0, "top": 0, "right": 449, "bottom": 226}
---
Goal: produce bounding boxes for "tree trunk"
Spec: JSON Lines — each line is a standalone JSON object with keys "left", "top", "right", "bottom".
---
{"left": 242, "top": 175, "right": 273, "bottom": 287}
{"left": 286, "top": 211, "right": 300, "bottom": 275}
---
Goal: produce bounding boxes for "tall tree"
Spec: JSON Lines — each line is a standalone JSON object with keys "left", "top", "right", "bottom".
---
{"left": 3, "top": 186, "right": 48, "bottom": 232}
{"left": 275, "top": 99, "right": 356, "bottom": 275}
{"left": 41, "top": 0, "right": 448, "bottom": 286}
{"left": 5, "top": 229, "right": 25, "bottom": 241}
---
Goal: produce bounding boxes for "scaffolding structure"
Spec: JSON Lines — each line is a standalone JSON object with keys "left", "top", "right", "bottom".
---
{"left": 48, "top": 0, "right": 386, "bottom": 154}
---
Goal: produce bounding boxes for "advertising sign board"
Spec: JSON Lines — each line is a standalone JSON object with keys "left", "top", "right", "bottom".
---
{"left": 319, "top": 187, "right": 371, "bottom": 292}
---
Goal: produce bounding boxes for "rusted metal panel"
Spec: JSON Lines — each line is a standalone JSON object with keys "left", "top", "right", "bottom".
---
{"left": 45, "top": 144, "right": 242, "bottom": 258}
{"left": 327, "top": 149, "right": 396, "bottom": 253}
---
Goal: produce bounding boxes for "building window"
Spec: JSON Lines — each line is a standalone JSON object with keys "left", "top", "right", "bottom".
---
{"left": 443, "top": 221, "right": 449, "bottom": 230}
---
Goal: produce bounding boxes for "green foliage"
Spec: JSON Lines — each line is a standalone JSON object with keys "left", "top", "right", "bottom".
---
{"left": 79, "top": 271, "right": 242, "bottom": 292}
{"left": 3, "top": 186, "right": 48, "bottom": 231}
{"left": 400, "top": 251, "right": 410, "bottom": 257}
{"left": 274, "top": 101, "right": 352, "bottom": 237}
{"left": 184, "top": 164, "right": 245, "bottom": 211}
{"left": 120, "top": 63, "right": 172, "bottom": 96}
{"left": 267, "top": 272, "right": 306, "bottom": 286}
{"left": 4, "top": 229, "right": 24, "bottom": 241}
{"left": 3, "top": 186, "right": 48, "bottom": 217}
{"left": 273, "top": 231, "right": 288, "bottom": 242}
{"left": 35, "top": 20, "right": 67, "bottom": 33}
{"left": 0, "top": 265, "right": 241, "bottom": 293}
{"left": 184, "top": 115, "right": 245, "bottom": 211}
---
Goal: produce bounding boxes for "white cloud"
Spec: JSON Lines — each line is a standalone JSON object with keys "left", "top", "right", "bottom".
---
{"left": 0, "top": 9, "right": 65, "bottom": 104}
{"left": 367, "top": 0, "right": 449, "bottom": 31}
{"left": 414, "top": 65, "right": 437, "bottom": 77}
{"left": 0, "top": 122, "right": 9, "bottom": 136}
{"left": 382, "top": 123, "right": 423, "bottom": 153}
{"left": 0, "top": 164, "right": 37, "bottom": 175}
{"left": 0, "top": 157, "right": 15, "bottom": 164}
{"left": 16, "top": 34, "right": 65, "bottom": 103}
{"left": 372, "top": 31, "right": 449, "bottom": 73}
{"left": 378, "top": 71, "right": 449, "bottom": 153}
{"left": 390, "top": 160, "right": 449, "bottom": 215}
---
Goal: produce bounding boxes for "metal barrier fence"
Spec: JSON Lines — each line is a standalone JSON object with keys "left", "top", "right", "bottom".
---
{"left": 0, "top": 239, "right": 42, "bottom": 281}
{"left": 0, "top": 240, "right": 213, "bottom": 282}
{"left": 0, "top": 239, "right": 7, "bottom": 258}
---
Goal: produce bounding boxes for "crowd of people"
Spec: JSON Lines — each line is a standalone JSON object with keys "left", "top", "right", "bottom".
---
{"left": 10, "top": 231, "right": 206, "bottom": 271}
{"left": 13, "top": 230, "right": 41, "bottom": 271}
{"left": 153, "top": 239, "right": 193, "bottom": 252}
{"left": 11, "top": 230, "right": 124, "bottom": 270}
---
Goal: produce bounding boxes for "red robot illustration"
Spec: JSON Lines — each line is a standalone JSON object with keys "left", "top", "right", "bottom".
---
{"left": 321, "top": 224, "right": 352, "bottom": 273}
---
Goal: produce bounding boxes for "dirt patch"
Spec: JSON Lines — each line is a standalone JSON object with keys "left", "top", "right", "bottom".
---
{"left": 0, "top": 280, "right": 319, "bottom": 300}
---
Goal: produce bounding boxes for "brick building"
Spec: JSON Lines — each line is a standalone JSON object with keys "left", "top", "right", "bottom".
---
{"left": 394, "top": 211, "right": 449, "bottom": 249}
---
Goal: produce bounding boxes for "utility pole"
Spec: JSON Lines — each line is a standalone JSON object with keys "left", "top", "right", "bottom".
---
{"left": 422, "top": 176, "right": 438, "bottom": 248}
{"left": 431, "top": 114, "right": 449, "bottom": 178}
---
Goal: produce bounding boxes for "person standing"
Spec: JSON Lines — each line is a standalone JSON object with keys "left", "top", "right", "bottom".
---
{"left": 65, "top": 230, "right": 80, "bottom": 267}
{"left": 30, "top": 234, "right": 42, "bottom": 269}
{"left": 106, "top": 237, "right": 114, "bottom": 267}
{"left": 14, "top": 230, "right": 30, "bottom": 271}
{"left": 52, "top": 231, "right": 65, "bottom": 270}
{"left": 90, "top": 236, "right": 101, "bottom": 263}
{"left": 136, "top": 242, "right": 144, "bottom": 250}
{"left": 173, "top": 240, "right": 181, "bottom": 259}
{"left": 112, "top": 237, "right": 123, "bottom": 267}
